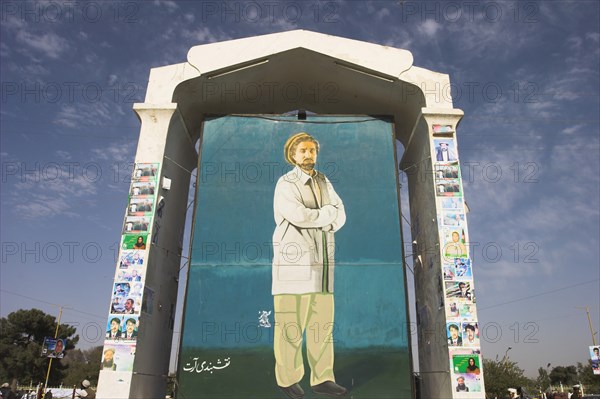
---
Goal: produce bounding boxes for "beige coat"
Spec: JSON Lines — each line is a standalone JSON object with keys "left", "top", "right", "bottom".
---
{"left": 272, "top": 166, "right": 345, "bottom": 295}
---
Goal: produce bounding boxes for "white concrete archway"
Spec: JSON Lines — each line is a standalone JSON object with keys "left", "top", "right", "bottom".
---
{"left": 97, "top": 30, "right": 481, "bottom": 399}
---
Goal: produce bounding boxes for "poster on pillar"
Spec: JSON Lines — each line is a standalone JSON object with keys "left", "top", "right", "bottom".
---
{"left": 177, "top": 115, "right": 413, "bottom": 398}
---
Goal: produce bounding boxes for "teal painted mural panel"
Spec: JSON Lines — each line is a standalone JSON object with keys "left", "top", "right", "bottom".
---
{"left": 178, "top": 115, "right": 412, "bottom": 398}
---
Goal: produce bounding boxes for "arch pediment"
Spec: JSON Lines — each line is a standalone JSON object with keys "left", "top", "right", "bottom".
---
{"left": 187, "top": 29, "right": 414, "bottom": 79}
{"left": 141, "top": 29, "right": 458, "bottom": 146}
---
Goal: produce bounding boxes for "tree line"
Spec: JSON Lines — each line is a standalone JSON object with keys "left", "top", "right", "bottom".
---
{"left": 1, "top": 308, "right": 598, "bottom": 396}
{"left": 0, "top": 309, "right": 101, "bottom": 387}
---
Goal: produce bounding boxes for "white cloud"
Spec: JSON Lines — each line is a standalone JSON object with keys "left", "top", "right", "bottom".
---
{"left": 90, "top": 142, "right": 135, "bottom": 162}
{"left": 15, "top": 30, "right": 69, "bottom": 59}
{"left": 419, "top": 20, "right": 441, "bottom": 37}
{"left": 11, "top": 169, "right": 99, "bottom": 219}
{"left": 561, "top": 123, "right": 586, "bottom": 135}
{"left": 181, "top": 26, "right": 231, "bottom": 44}
{"left": 586, "top": 32, "right": 600, "bottom": 42}
{"left": 153, "top": 0, "right": 179, "bottom": 12}
{"left": 53, "top": 102, "right": 124, "bottom": 129}
{"left": 55, "top": 150, "right": 72, "bottom": 160}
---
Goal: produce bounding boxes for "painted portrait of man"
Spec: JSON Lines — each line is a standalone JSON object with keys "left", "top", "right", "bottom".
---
{"left": 272, "top": 132, "right": 347, "bottom": 398}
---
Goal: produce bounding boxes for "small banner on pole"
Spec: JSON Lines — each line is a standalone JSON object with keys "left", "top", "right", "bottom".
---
{"left": 590, "top": 345, "right": 600, "bottom": 375}
{"left": 41, "top": 337, "right": 65, "bottom": 358}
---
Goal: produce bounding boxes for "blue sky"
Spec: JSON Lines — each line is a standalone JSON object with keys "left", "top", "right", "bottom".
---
{"left": 1, "top": 0, "right": 599, "bottom": 378}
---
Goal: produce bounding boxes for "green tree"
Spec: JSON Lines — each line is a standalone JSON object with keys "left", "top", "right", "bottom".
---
{"left": 62, "top": 346, "right": 103, "bottom": 387}
{"left": 483, "top": 357, "right": 534, "bottom": 399}
{"left": 0, "top": 309, "right": 79, "bottom": 386}
{"left": 549, "top": 365, "right": 578, "bottom": 387}
{"left": 536, "top": 366, "right": 551, "bottom": 391}
{"left": 576, "top": 361, "right": 600, "bottom": 393}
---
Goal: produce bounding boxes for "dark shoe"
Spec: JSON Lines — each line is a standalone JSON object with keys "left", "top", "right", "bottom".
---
{"left": 279, "top": 383, "right": 305, "bottom": 399}
{"left": 312, "top": 381, "right": 348, "bottom": 397}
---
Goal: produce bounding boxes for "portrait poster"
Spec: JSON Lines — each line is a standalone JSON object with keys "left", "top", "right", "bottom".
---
{"left": 177, "top": 115, "right": 413, "bottom": 398}
{"left": 445, "top": 281, "right": 474, "bottom": 302}
{"left": 451, "top": 353, "right": 482, "bottom": 375}
{"left": 590, "top": 345, "right": 600, "bottom": 374}
{"left": 462, "top": 322, "right": 480, "bottom": 347}
{"left": 105, "top": 315, "right": 125, "bottom": 340}
{"left": 123, "top": 216, "right": 151, "bottom": 234}
{"left": 115, "top": 266, "right": 144, "bottom": 283}
{"left": 453, "top": 373, "right": 483, "bottom": 393}
{"left": 433, "top": 138, "right": 458, "bottom": 162}
{"left": 109, "top": 283, "right": 142, "bottom": 315}
{"left": 435, "top": 162, "right": 460, "bottom": 179}
{"left": 101, "top": 343, "right": 136, "bottom": 372}
{"left": 447, "top": 322, "right": 463, "bottom": 347}
{"left": 436, "top": 178, "right": 462, "bottom": 197}
{"left": 130, "top": 181, "right": 155, "bottom": 197}
{"left": 439, "top": 197, "right": 464, "bottom": 210}
{"left": 127, "top": 197, "right": 154, "bottom": 216}
{"left": 459, "top": 302, "right": 477, "bottom": 319}
{"left": 443, "top": 263, "right": 456, "bottom": 280}
{"left": 446, "top": 301, "right": 461, "bottom": 319}
{"left": 442, "top": 210, "right": 466, "bottom": 227}
{"left": 41, "top": 337, "right": 65, "bottom": 358}
{"left": 120, "top": 315, "right": 139, "bottom": 340}
{"left": 442, "top": 227, "right": 469, "bottom": 259}
{"left": 132, "top": 163, "right": 159, "bottom": 182}
{"left": 118, "top": 249, "right": 145, "bottom": 269}
{"left": 121, "top": 234, "right": 148, "bottom": 250}
{"left": 454, "top": 258, "right": 472, "bottom": 279}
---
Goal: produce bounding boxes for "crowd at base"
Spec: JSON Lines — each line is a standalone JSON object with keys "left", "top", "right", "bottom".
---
{"left": 506, "top": 385, "right": 592, "bottom": 399}
{"left": 1, "top": 381, "right": 95, "bottom": 399}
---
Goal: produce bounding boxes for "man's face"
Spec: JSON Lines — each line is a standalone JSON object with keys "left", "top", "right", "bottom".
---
{"left": 126, "top": 321, "right": 135, "bottom": 334}
{"left": 55, "top": 340, "right": 63, "bottom": 352}
{"left": 450, "top": 327, "right": 458, "bottom": 339}
{"left": 452, "top": 232, "right": 460, "bottom": 243}
{"left": 467, "top": 328, "right": 474, "bottom": 340}
{"left": 594, "top": 349, "right": 599, "bottom": 356}
{"left": 292, "top": 141, "right": 318, "bottom": 172}
{"left": 125, "top": 300, "right": 134, "bottom": 311}
{"left": 457, "top": 377, "right": 464, "bottom": 384}
{"left": 104, "top": 350, "right": 114, "bottom": 362}
{"left": 110, "top": 320, "right": 120, "bottom": 333}
{"left": 440, "top": 143, "right": 448, "bottom": 151}
{"left": 137, "top": 237, "right": 143, "bottom": 244}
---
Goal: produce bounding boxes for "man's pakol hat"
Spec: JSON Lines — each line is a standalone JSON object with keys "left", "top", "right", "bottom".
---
{"left": 283, "top": 132, "right": 319, "bottom": 165}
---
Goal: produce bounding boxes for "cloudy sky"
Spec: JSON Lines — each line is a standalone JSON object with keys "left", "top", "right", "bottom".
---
{"left": 1, "top": 0, "right": 599, "bottom": 378}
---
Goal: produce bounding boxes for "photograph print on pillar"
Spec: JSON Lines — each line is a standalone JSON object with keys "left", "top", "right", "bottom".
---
{"left": 430, "top": 124, "right": 485, "bottom": 397}
{"left": 132, "top": 163, "right": 159, "bottom": 182}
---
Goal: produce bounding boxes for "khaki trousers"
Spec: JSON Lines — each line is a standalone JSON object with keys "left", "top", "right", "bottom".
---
{"left": 273, "top": 293, "right": 336, "bottom": 387}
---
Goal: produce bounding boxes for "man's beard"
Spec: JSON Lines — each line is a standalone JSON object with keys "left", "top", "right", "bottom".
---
{"left": 300, "top": 161, "right": 315, "bottom": 170}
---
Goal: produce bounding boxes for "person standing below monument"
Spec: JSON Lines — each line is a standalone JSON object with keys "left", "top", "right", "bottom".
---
{"left": 80, "top": 380, "right": 95, "bottom": 399}
{"left": 272, "top": 132, "right": 347, "bottom": 399}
